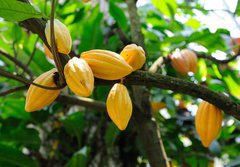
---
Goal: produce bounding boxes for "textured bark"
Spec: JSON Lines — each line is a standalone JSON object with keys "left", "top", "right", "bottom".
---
{"left": 125, "top": 0, "right": 170, "bottom": 166}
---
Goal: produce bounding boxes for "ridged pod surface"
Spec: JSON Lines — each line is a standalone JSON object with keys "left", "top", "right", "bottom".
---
{"left": 181, "top": 49, "right": 198, "bottom": 73}
{"left": 43, "top": 44, "right": 53, "bottom": 59}
{"left": 64, "top": 57, "right": 94, "bottom": 97}
{"left": 45, "top": 19, "right": 72, "bottom": 54}
{"left": 195, "top": 101, "right": 223, "bottom": 147}
{"left": 170, "top": 51, "right": 189, "bottom": 73}
{"left": 120, "top": 44, "right": 146, "bottom": 71}
{"left": 25, "top": 68, "right": 61, "bottom": 112}
{"left": 81, "top": 49, "right": 133, "bottom": 80}
{"left": 106, "top": 83, "right": 132, "bottom": 130}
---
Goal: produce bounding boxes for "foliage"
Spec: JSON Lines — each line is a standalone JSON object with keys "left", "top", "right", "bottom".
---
{"left": 0, "top": 0, "right": 240, "bottom": 166}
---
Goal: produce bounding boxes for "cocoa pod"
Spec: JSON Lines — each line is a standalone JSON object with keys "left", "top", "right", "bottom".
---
{"left": 43, "top": 44, "right": 53, "bottom": 59}
{"left": 45, "top": 19, "right": 72, "bottom": 54}
{"left": 195, "top": 101, "right": 223, "bottom": 147}
{"left": 170, "top": 49, "right": 198, "bottom": 74}
{"left": 25, "top": 68, "right": 61, "bottom": 112}
{"left": 64, "top": 57, "right": 94, "bottom": 97}
{"left": 106, "top": 83, "right": 132, "bottom": 130}
{"left": 120, "top": 44, "right": 146, "bottom": 71}
{"left": 181, "top": 49, "right": 198, "bottom": 73}
{"left": 170, "top": 51, "right": 189, "bottom": 73}
{"left": 81, "top": 49, "right": 133, "bottom": 80}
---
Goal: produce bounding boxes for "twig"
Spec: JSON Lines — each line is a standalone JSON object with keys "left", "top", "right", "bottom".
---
{"left": 0, "top": 49, "right": 33, "bottom": 78}
{"left": 0, "top": 85, "right": 28, "bottom": 96}
{"left": 26, "top": 37, "right": 39, "bottom": 67}
{"left": 197, "top": 53, "right": 239, "bottom": 64}
{"left": 0, "top": 69, "right": 62, "bottom": 90}
{"left": 12, "top": 40, "right": 18, "bottom": 73}
{"left": 50, "top": 0, "right": 65, "bottom": 86}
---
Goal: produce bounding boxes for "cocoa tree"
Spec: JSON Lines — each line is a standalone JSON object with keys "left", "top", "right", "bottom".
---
{"left": 0, "top": 0, "right": 240, "bottom": 166}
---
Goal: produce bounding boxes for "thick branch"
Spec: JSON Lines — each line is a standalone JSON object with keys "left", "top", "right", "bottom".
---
{"left": 57, "top": 95, "right": 106, "bottom": 111}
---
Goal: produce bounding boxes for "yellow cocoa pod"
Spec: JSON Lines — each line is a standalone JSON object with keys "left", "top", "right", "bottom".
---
{"left": 180, "top": 49, "right": 198, "bottom": 73}
{"left": 106, "top": 83, "right": 132, "bottom": 130}
{"left": 120, "top": 44, "right": 146, "bottom": 71}
{"left": 25, "top": 68, "right": 61, "bottom": 112}
{"left": 195, "top": 101, "right": 223, "bottom": 147}
{"left": 64, "top": 57, "right": 94, "bottom": 97}
{"left": 83, "top": 0, "right": 90, "bottom": 2}
{"left": 150, "top": 101, "right": 166, "bottom": 112}
{"left": 45, "top": 19, "right": 72, "bottom": 54}
{"left": 43, "top": 44, "right": 53, "bottom": 59}
{"left": 81, "top": 49, "right": 133, "bottom": 80}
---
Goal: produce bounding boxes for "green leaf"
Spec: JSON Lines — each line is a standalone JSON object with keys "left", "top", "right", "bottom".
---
{"left": 61, "top": 112, "right": 85, "bottom": 141}
{"left": 185, "top": 18, "right": 200, "bottom": 30}
{"left": 223, "top": 74, "right": 240, "bottom": 98}
{"left": 78, "top": 6, "right": 104, "bottom": 52}
{"left": 235, "top": 0, "right": 240, "bottom": 16}
{"left": 104, "top": 123, "right": 120, "bottom": 147}
{"left": 152, "top": 0, "right": 177, "bottom": 18}
{"left": 0, "top": 0, "right": 44, "bottom": 21}
{"left": 0, "top": 143, "right": 39, "bottom": 167}
{"left": 0, "top": 98, "right": 30, "bottom": 120}
{"left": 109, "top": 0, "right": 128, "bottom": 31}
{"left": 66, "top": 146, "right": 90, "bottom": 167}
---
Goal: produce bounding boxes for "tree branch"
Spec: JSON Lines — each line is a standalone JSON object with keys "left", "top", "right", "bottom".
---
{"left": 0, "top": 85, "right": 28, "bottom": 96}
{"left": 57, "top": 95, "right": 106, "bottom": 111}
{"left": 197, "top": 53, "right": 239, "bottom": 64}
{"left": 125, "top": 0, "right": 169, "bottom": 166}
{"left": 0, "top": 49, "right": 33, "bottom": 78}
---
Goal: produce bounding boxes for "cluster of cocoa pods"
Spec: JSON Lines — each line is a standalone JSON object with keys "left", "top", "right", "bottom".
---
{"left": 25, "top": 19, "right": 146, "bottom": 131}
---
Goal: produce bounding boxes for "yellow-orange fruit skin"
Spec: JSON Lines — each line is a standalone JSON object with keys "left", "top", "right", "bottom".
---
{"left": 181, "top": 49, "right": 198, "bottom": 73}
{"left": 195, "top": 101, "right": 223, "bottom": 147}
{"left": 64, "top": 57, "right": 94, "bottom": 97}
{"left": 106, "top": 83, "right": 132, "bottom": 130}
{"left": 81, "top": 49, "right": 133, "bottom": 80}
{"left": 45, "top": 19, "right": 72, "bottom": 54}
{"left": 120, "top": 44, "right": 146, "bottom": 71}
{"left": 170, "top": 51, "right": 189, "bottom": 73}
{"left": 150, "top": 101, "right": 166, "bottom": 112}
{"left": 83, "top": 0, "right": 90, "bottom": 2}
{"left": 43, "top": 44, "right": 53, "bottom": 59}
{"left": 25, "top": 69, "right": 61, "bottom": 112}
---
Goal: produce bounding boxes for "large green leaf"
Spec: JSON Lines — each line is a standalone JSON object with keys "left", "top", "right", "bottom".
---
{"left": 66, "top": 146, "right": 90, "bottom": 167}
{"left": 0, "top": 98, "right": 30, "bottom": 120}
{"left": 0, "top": 143, "right": 39, "bottom": 167}
{"left": 61, "top": 112, "right": 85, "bottom": 144}
{"left": 109, "top": 0, "right": 128, "bottom": 31}
{"left": 0, "top": 0, "right": 44, "bottom": 21}
{"left": 152, "top": 0, "right": 177, "bottom": 18}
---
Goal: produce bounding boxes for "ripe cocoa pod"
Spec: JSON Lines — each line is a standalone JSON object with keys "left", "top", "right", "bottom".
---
{"left": 83, "top": 0, "right": 90, "bottom": 2}
{"left": 170, "top": 49, "right": 198, "bottom": 74}
{"left": 81, "top": 49, "right": 133, "bottom": 80}
{"left": 181, "top": 49, "right": 198, "bottom": 73}
{"left": 106, "top": 83, "right": 132, "bottom": 130}
{"left": 43, "top": 44, "right": 53, "bottom": 59}
{"left": 170, "top": 51, "right": 189, "bottom": 73}
{"left": 25, "top": 68, "right": 61, "bottom": 112}
{"left": 64, "top": 57, "right": 94, "bottom": 97}
{"left": 195, "top": 101, "right": 223, "bottom": 147}
{"left": 45, "top": 19, "right": 72, "bottom": 54}
{"left": 150, "top": 101, "right": 166, "bottom": 112}
{"left": 120, "top": 44, "right": 146, "bottom": 71}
